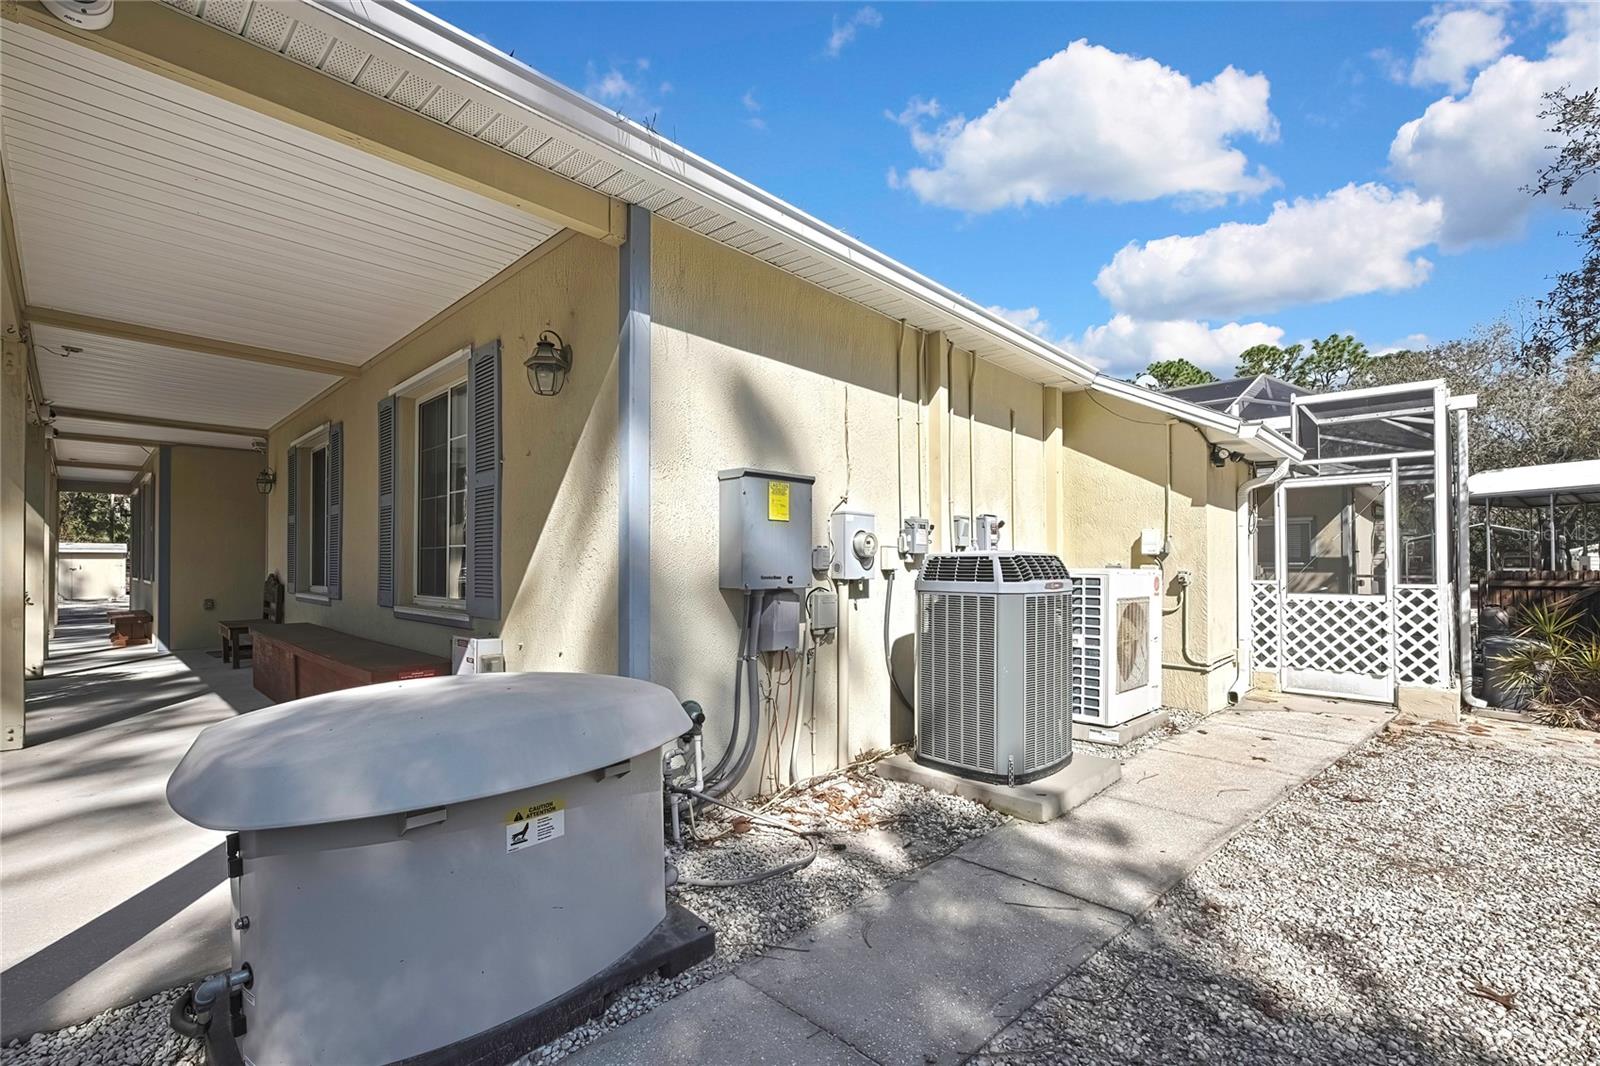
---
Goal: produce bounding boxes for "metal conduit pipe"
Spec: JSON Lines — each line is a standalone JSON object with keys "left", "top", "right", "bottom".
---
{"left": 703, "top": 592, "right": 753, "bottom": 788}
{"left": 1163, "top": 572, "right": 1237, "bottom": 674}
{"left": 1229, "top": 458, "right": 1292, "bottom": 702}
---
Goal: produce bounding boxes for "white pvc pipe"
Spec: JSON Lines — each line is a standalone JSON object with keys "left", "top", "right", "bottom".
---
{"left": 1455, "top": 409, "right": 1488, "bottom": 708}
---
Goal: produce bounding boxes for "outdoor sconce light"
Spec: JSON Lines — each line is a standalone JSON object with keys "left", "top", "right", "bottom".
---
{"left": 255, "top": 467, "right": 277, "bottom": 495}
{"left": 524, "top": 330, "right": 573, "bottom": 397}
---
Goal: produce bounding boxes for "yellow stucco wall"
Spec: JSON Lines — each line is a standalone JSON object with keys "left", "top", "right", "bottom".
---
{"left": 167, "top": 447, "right": 266, "bottom": 650}
{"left": 651, "top": 221, "right": 1057, "bottom": 787}
{"left": 1061, "top": 390, "right": 1244, "bottom": 711}
{"left": 265, "top": 233, "right": 621, "bottom": 669}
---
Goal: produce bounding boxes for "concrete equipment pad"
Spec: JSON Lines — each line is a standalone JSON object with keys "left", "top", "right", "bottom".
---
{"left": 567, "top": 975, "right": 873, "bottom": 1065}
{"left": 739, "top": 856, "right": 1128, "bottom": 1066}
{"left": 957, "top": 796, "right": 1233, "bottom": 916}
{"left": 874, "top": 752, "right": 1121, "bottom": 822}
{"left": 1071, "top": 708, "right": 1169, "bottom": 746}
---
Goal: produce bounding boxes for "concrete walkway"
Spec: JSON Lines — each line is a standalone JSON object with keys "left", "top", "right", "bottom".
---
{"left": 570, "top": 695, "right": 1393, "bottom": 1066}
{"left": 0, "top": 603, "right": 266, "bottom": 1042}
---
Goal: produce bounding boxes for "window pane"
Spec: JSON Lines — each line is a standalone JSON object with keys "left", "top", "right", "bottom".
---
{"left": 1283, "top": 481, "right": 1386, "bottom": 596}
{"left": 1253, "top": 489, "right": 1275, "bottom": 581}
{"left": 1397, "top": 479, "right": 1435, "bottom": 584}
{"left": 417, "top": 389, "right": 466, "bottom": 602}
{"left": 311, "top": 447, "right": 327, "bottom": 587}
{"left": 418, "top": 547, "right": 445, "bottom": 599}
{"left": 448, "top": 546, "right": 466, "bottom": 601}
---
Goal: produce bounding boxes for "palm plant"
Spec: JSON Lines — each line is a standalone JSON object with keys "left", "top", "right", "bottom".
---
{"left": 1494, "top": 603, "right": 1600, "bottom": 730}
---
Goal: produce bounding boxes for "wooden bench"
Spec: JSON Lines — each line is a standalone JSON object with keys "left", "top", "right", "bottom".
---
{"left": 107, "top": 609, "right": 153, "bottom": 648}
{"left": 250, "top": 623, "right": 451, "bottom": 703}
{"left": 218, "top": 574, "right": 285, "bottom": 668}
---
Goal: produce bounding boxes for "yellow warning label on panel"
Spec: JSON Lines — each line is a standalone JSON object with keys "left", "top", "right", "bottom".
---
{"left": 768, "top": 481, "right": 790, "bottom": 522}
{"left": 505, "top": 799, "right": 564, "bottom": 825}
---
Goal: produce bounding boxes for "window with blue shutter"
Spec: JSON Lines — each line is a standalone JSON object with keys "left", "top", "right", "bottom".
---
{"left": 376, "top": 398, "right": 396, "bottom": 608}
{"left": 285, "top": 445, "right": 299, "bottom": 589}
{"left": 326, "top": 422, "right": 343, "bottom": 600}
{"left": 465, "top": 340, "right": 501, "bottom": 619}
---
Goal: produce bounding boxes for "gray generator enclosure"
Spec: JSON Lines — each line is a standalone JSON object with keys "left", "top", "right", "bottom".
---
{"left": 167, "top": 673, "right": 691, "bottom": 1065}
{"left": 718, "top": 468, "right": 814, "bottom": 590}
{"left": 914, "top": 552, "right": 1073, "bottom": 784}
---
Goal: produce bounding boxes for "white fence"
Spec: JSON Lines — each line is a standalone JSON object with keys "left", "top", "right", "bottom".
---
{"left": 57, "top": 543, "right": 127, "bottom": 602}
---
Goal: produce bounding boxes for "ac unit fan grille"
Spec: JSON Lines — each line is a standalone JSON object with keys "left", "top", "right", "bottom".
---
{"left": 916, "top": 593, "right": 997, "bottom": 772}
{"left": 920, "top": 555, "right": 996, "bottom": 583}
{"left": 1069, "top": 574, "right": 1104, "bottom": 721}
{"left": 1024, "top": 592, "right": 1071, "bottom": 770}
{"left": 999, "top": 555, "right": 1070, "bottom": 583}
{"left": 1116, "top": 597, "right": 1150, "bottom": 694}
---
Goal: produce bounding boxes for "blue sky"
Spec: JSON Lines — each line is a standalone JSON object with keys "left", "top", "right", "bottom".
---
{"left": 418, "top": 2, "right": 1598, "bottom": 377}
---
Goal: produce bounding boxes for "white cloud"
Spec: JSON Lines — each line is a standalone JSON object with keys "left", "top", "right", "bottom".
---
{"left": 1409, "top": 7, "right": 1510, "bottom": 91}
{"left": 1389, "top": 6, "right": 1600, "bottom": 247}
{"left": 1094, "top": 183, "right": 1444, "bottom": 320}
{"left": 892, "top": 40, "right": 1278, "bottom": 212}
{"left": 826, "top": 7, "right": 882, "bottom": 58}
{"left": 1375, "top": 332, "right": 1432, "bottom": 356}
{"left": 987, "top": 305, "right": 1054, "bottom": 341}
{"left": 1066, "top": 316, "right": 1286, "bottom": 376}
{"left": 742, "top": 89, "right": 766, "bottom": 131}
{"left": 584, "top": 59, "right": 669, "bottom": 117}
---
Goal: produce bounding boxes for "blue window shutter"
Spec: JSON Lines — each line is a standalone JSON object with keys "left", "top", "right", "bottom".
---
{"left": 465, "top": 339, "right": 501, "bottom": 619}
{"left": 285, "top": 446, "right": 299, "bottom": 590}
{"left": 376, "top": 398, "right": 396, "bottom": 608}
{"left": 327, "top": 422, "right": 344, "bottom": 600}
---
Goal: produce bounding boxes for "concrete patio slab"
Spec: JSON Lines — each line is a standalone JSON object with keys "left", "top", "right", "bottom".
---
{"left": 1, "top": 604, "right": 267, "bottom": 1042}
{"left": 874, "top": 751, "right": 1120, "bottom": 822}
{"left": 738, "top": 856, "right": 1129, "bottom": 1066}
{"left": 1157, "top": 720, "right": 1352, "bottom": 776}
{"left": 567, "top": 975, "right": 873, "bottom": 1065}
{"left": 1098, "top": 748, "right": 1300, "bottom": 827}
{"left": 1218, "top": 700, "right": 1394, "bottom": 744}
{"left": 956, "top": 796, "right": 1233, "bottom": 916}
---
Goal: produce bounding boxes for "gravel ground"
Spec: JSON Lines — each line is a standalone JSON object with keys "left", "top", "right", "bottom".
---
{"left": 1073, "top": 704, "right": 1212, "bottom": 762}
{"left": 976, "top": 724, "right": 1600, "bottom": 1066}
{"left": 0, "top": 771, "right": 1004, "bottom": 1066}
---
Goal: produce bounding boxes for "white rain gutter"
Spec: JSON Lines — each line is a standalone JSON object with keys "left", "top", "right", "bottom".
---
{"left": 1228, "top": 458, "right": 1292, "bottom": 702}
{"left": 306, "top": 2, "right": 1302, "bottom": 463}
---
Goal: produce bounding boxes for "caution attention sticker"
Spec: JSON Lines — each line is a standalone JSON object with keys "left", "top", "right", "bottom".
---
{"left": 505, "top": 799, "right": 565, "bottom": 853}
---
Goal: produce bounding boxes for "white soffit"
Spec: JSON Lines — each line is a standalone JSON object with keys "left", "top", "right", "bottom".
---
{"left": 1, "top": 20, "right": 559, "bottom": 364}
{"left": 53, "top": 439, "right": 152, "bottom": 466}
{"left": 57, "top": 466, "right": 139, "bottom": 485}
{"left": 52, "top": 416, "right": 263, "bottom": 451}
{"left": 33, "top": 325, "right": 338, "bottom": 430}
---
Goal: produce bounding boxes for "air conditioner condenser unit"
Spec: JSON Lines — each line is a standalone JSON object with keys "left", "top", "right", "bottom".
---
{"left": 1069, "top": 567, "right": 1163, "bottom": 727}
{"left": 913, "top": 552, "right": 1073, "bottom": 785}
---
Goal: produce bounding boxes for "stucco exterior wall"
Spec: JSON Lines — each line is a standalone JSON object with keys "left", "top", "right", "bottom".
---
{"left": 57, "top": 545, "right": 128, "bottom": 602}
{"left": 265, "top": 233, "right": 621, "bottom": 669}
{"left": 650, "top": 222, "right": 1056, "bottom": 788}
{"left": 1061, "top": 391, "right": 1243, "bottom": 711}
{"left": 166, "top": 447, "right": 266, "bottom": 650}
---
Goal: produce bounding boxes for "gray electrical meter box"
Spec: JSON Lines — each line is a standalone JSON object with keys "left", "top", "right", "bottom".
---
{"left": 166, "top": 673, "right": 713, "bottom": 1065}
{"left": 718, "top": 468, "right": 814, "bottom": 590}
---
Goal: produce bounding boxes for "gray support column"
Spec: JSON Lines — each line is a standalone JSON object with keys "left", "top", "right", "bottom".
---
{"left": 1454, "top": 409, "right": 1473, "bottom": 695}
{"left": 1548, "top": 494, "right": 1558, "bottom": 572}
{"left": 23, "top": 417, "right": 46, "bottom": 676}
{"left": 157, "top": 447, "right": 172, "bottom": 651}
{"left": 617, "top": 205, "right": 651, "bottom": 679}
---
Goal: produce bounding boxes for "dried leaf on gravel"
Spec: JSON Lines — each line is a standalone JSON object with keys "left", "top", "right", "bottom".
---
{"left": 1340, "top": 793, "right": 1376, "bottom": 803}
{"left": 1463, "top": 981, "right": 1517, "bottom": 1010}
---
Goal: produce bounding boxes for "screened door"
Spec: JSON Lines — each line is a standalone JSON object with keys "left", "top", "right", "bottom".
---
{"left": 1275, "top": 474, "right": 1396, "bottom": 702}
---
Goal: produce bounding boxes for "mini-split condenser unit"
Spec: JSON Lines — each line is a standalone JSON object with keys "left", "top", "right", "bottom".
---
{"left": 913, "top": 552, "right": 1073, "bottom": 784}
{"left": 1069, "top": 567, "right": 1163, "bottom": 727}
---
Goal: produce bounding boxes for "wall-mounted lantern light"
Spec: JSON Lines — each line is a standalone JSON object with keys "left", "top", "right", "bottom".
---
{"left": 256, "top": 466, "right": 277, "bottom": 495}
{"left": 524, "top": 330, "right": 573, "bottom": 397}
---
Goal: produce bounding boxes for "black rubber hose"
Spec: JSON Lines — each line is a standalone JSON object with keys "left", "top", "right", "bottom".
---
{"left": 703, "top": 592, "right": 753, "bottom": 787}
{"left": 169, "top": 989, "right": 204, "bottom": 1039}
{"left": 169, "top": 987, "right": 246, "bottom": 1066}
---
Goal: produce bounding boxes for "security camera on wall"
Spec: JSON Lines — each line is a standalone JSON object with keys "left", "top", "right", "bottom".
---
{"left": 42, "top": 0, "right": 114, "bottom": 30}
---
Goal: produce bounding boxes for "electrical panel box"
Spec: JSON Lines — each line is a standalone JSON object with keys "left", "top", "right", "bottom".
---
{"left": 758, "top": 592, "right": 801, "bottom": 651}
{"left": 830, "top": 506, "right": 878, "bottom": 581}
{"left": 808, "top": 590, "right": 839, "bottom": 632}
{"left": 897, "top": 516, "right": 933, "bottom": 561}
{"left": 1139, "top": 528, "right": 1166, "bottom": 557}
{"left": 719, "top": 469, "right": 815, "bottom": 590}
{"left": 452, "top": 637, "right": 504, "bottom": 675}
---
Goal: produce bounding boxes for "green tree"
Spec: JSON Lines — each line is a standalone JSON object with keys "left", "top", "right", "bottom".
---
{"left": 58, "top": 492, "right": 130, "bottom": 543}
{"left": 1526, "top": 86, "right": 1599, "bottom": 372}
{"left": 1140, "top": 358, "right": 1217, "bottom": 388}
{"left": 1236, "top": 334, "right": 1371, "bottom": 389}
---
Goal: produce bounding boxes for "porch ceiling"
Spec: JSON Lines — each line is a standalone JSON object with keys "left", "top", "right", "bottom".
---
{"left": 52, "top": 438, "right": 152, "bottom": 468}
{"left": 2, "top": 17, "right": 563, "bottom": 454}
{"left": 33, "top": 324, "right": 341, "bottom": 433}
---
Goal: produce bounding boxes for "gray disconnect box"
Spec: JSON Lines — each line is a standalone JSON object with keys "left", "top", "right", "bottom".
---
{"left": 718, "top": 468, "right": 814, "bottom": 590}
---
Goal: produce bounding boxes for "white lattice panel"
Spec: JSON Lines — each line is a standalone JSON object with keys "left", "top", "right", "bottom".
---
{"left": 1396, "top": 586, "right": 1446, "bottom": 685}
{"left": 1251, "top": 582, "right": 1279, "bottom": 669}
{"left": 1282, "top": 596, "right": 1390, "bottom": 678}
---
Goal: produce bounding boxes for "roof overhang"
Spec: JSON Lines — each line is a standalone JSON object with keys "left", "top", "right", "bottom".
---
{"left": 1469, "top": 460, "right": 1600, "bottom": 507}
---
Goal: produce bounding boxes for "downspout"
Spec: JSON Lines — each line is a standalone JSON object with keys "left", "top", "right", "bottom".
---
{"left": 1228, "top": 457, "right": 1291, "bottom": 702}
{"left": 1455, "top": 408, "right": 1488, "bottom": 708}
